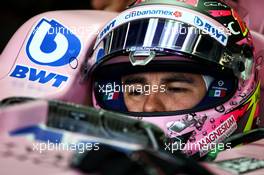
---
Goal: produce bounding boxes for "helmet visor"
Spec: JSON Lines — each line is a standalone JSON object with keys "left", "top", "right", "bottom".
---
{"left": 94, "top": 18, "right": 235, "bottom": 71}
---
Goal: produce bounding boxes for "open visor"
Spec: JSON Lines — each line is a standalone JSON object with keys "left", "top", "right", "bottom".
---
{"left": 95, "top": 18, "right": 240, "bottom": 72}
{"left": 92, "top": 56, "right": 238, "bottom": 115}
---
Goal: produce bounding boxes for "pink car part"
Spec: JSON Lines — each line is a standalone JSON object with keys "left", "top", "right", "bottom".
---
{"left": 0, "top": 10, "right": 117, "bottom": 105}
{"left": 0, "top": 6, "right": 263, "bottom": 174}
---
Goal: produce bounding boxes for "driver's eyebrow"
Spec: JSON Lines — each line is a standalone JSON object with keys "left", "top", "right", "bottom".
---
{"left": 161, "top": 74, "right": 194, "bottom": 84}
{"left": 123, "top": 76, "right": 146, "bottom": 85}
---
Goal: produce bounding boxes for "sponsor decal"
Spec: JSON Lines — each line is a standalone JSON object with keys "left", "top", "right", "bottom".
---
{"left": 204, "top": 1, "right": 228, "bottom": 8}
{"left": 126, "top": 46, "right": 164, "bottom": 52}
{"left": 26, "top": 18, "right": 81, "bottom": 66}
{"left": 228, "top": 21, "right": 241, "bottom": 35}
{"left": 209, "top": 89, "right": 226, "bottom": 97}
{"left": 173, "top": 11, "right": 182, "bottom": 17}
{"left": 167, "top": 114, "right": 207, "bottom": 133}
{"left": 10, "top": 18, "right": 82, "bottom": 88}
{"left": 100, "top": 82, "right": 120, "bottom": 101}
{"left": 95, "top": 5, "right": 229, "bottom": 47}
{"left": 134, "top": 0, "right": 198, "bottom": 7}
{"left": 125, "top": 9, "right": 175, "bottom": 20}
{"left": 209, "top": 10, "right": 231, "bottom": 17}
{"left": 10, "top": 65, "right": 68, "bottom": 88}
{"left": 198, "top": 115, "right": 237, "bottom": 156}
{"left": 218, "top": 80, "right": 224, "bottom": 87}
{"left": 194, "top": 16, "right": 227, "bottom": 45}
{"left": 103, "top": 91, "right": 119, "bottom": 101}
{"left": 98, "top": 19, "right": 116, "bottom": 39}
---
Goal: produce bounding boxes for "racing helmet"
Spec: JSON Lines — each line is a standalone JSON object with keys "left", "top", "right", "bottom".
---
{"left": 86, "top": 0, "right": 261, "bottom": 158}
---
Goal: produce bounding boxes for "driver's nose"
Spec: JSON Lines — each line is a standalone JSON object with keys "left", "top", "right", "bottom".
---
{"left": 143, "top": 93, "right": 166, "bottom": 112}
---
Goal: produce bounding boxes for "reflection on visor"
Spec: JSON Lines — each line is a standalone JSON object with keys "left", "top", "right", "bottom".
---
{"left": 97, "top": 18, "right": 226, "bottom": 67}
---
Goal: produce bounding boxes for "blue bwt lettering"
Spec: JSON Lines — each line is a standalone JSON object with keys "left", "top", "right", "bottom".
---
{"left": 10, "top": 65, "right": 68, "bottom": 87}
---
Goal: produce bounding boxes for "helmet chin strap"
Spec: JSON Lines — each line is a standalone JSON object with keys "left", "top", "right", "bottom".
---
{"left": 202, "top": 75, "right": 214, "bottom": 90}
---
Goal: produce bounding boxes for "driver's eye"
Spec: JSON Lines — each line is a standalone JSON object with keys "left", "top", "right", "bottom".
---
{"left": 166, "top": 87, "right": 188, "bottom": 93}
{"left": 127, "top": 90, "right": 143, "bottom": 96}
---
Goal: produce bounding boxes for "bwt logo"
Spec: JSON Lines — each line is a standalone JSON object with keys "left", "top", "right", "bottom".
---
{"left": 26, "top": 18, "right": 81, "bottom": 66}
{"left": 10, "top": 19, "right": 81, "bottom": 88}
{"left": 10, "top": 18, "right": 81, "bottom": 88}
{"left": 10, "top": 65, "right": 68, "bottom": 87}
{"left": 194, "top": 16, "right": 228, "bottom": 46}
{"left": 98, "top": 19, "right": 116, "bottom": 40}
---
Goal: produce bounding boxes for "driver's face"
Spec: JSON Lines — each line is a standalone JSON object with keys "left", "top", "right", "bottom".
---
{"left": 122, "top": 72, "right": 206, "bottom": 112}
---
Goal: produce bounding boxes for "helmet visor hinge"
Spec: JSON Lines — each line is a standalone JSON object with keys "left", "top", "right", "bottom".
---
{"left": 129, "top": 50, "right": 156, "bottom": 66}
